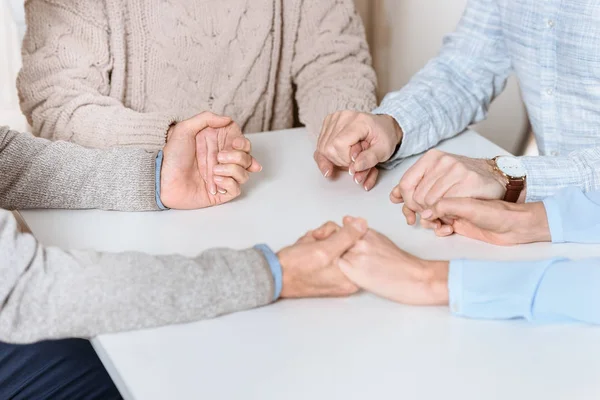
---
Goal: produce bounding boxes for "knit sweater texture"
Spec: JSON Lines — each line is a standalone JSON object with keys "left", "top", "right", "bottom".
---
{"left": 0, "top": 126, "right": 274, "bottom": 343}
{"left": 18, "top": 0, "right": 377, "bottom": 149}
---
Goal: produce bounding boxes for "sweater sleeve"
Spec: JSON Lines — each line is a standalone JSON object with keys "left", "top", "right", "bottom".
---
{"left": 292, "top": 0, "right": 377, "bottom": 136}
{"left": 17, "top": 0, "right": 175, "bottom": 149}
{"left": 0, "top": 210, "right": 274, "bottom": 343}
{"left": 0, "top": 126, "right": 159, "bottom": 211}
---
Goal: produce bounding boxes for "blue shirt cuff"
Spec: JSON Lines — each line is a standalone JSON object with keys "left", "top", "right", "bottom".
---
{"left": 448, "top": 258, "right": 564, "bottom": 321}
{"left": 543, "top": 196, "right": 564, "bottom": 243}
{"left": 155, "top": 151, "right": 169, "bottom": 210}
{"left": 254, "top": 244, "right": 283, "bottom": 301}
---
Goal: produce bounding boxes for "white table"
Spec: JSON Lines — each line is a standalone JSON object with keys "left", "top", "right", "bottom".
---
{"left": 21, "top": 128, "right": 600, "bottom": 400}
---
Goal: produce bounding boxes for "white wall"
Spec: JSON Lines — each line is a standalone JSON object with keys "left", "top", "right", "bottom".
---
{"left": 0, "top": 0, "right": 28, "bottom": 132}
{"left": 360, "top": 0, "right": 529, "bottom": 154}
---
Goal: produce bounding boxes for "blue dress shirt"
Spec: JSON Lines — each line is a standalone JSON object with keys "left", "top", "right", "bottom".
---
{"left": 374, "top": 0, "right": 600, "bottom": 202}
{"left": 449, "top": 188, "right": 600, "bottom": 324}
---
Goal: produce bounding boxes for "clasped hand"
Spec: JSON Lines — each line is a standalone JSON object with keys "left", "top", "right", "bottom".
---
{"left": 159, "top": 112, "right": 261, "bottom": 209}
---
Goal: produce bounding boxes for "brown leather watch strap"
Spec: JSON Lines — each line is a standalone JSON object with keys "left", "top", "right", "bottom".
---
{"left": 503, "top": 178, "right": 525, "bottom": 203}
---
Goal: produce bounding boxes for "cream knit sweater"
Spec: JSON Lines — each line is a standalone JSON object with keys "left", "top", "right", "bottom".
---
{"left": 17, "top": 0, "right": 377, "bottom": 149}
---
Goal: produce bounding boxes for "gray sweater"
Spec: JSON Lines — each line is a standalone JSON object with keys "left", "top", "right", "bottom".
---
{"left": 0, "top": 126, "right": 274, "bottom": 344}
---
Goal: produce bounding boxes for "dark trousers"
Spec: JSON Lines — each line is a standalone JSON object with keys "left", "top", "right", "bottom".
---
{"left": 0, "top": 339, "right": 122, "bottom": 399}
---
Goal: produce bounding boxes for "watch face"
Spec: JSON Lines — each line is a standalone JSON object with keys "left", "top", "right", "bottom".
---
{"left": 496, "top": 156, "right": 527, "bottom": 178}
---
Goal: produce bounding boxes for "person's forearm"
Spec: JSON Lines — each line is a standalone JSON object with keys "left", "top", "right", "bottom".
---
{"left": 0, "top": 210, "right": 274, "bottom": 344}
{"left": 0, "top": 126, "right": 159, "bottom": 211}
{"left": 449, "top": 258, "right": 600, "bottom": 324}
{"left": 375, "top": 0, "right": 512, "bottom": 167}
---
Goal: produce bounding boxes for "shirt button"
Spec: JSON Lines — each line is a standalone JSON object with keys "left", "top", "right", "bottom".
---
{"left": 551, "top": 151, "right": 559, "bottom": 156}
{"left": 546, "top": 88, "right": 554, "bottom": 96}
{"left": 547, "top": 19, "right": 555, "bottom": 28}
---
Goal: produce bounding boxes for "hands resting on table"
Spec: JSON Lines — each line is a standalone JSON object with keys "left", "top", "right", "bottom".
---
{"left": 314, "top": 111, "right": 525, "bottom": 235}
{"left": 159, "top": 112, "right": 262, "bottom": 210}
{"left": 278, "top": 199, "right": 551, "bottom": 304}
{"left": 155, "top": 110, "right": 552, "bottom": 303}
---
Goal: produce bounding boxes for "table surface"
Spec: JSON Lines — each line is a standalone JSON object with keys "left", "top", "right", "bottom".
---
{"left": 21, "top": 129, "right": 600, "bottom": 400}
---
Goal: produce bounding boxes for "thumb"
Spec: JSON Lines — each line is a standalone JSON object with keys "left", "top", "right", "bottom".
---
{"left": 423, "top": 198, "right": 480, "bottom": 223}
{"left": 353, "top": 148, "right": 381, "bottom": 172}
{"left": 182, "top": 112, "right": 232, "bottom": 132}
{"left": 319, "top": 217, "right": 368, "bottom": 260}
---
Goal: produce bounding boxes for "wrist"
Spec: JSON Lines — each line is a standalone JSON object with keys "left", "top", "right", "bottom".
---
{"left": 276, "top": 249, "right": 296, "bottom": 298}
{"left": 520, "top": 202, "right": 551, "bottom": 243}
{"left": 422, "top": 260, "right": 450, "bottom": 305}
{"left": 487, "top": 159, "right": 510, "bottom": 192}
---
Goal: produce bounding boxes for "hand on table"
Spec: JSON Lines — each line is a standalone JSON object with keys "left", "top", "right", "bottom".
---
{"left": 390, "top": 150, "right": 507, "bottom": 229}
{"left": 314, "top": 111, "right": 403, "bottom": 191}
{"left": 420, "top": 198, "right": 551, "bottom": 245}
{"left": 312, "top": 217, "right": 449, "bottom": 305}
{"left": 277, "top": 217, "right": 368, "bottom": 298}
{"left": 160, "top": 112, "right": 261, "bottom": 209}
{"left": 167, "top": 112, "right": 261, "bottom": 197}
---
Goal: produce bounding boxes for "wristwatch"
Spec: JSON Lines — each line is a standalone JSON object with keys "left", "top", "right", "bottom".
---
{"left": 491, "top": 156, "right": 527, "bottom": 203}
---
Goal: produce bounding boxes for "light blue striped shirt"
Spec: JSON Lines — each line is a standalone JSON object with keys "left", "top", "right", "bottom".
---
{"left": 449, "top": 188, "right": 600, "bottom": 324}
{"left": 374, "top": 0, "right": 600, "bottom": 202}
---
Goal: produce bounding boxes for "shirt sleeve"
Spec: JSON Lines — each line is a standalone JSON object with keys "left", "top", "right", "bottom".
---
{"left": 0, "top": 210, "right": 275, "bottom": 344}
{"left": 372, "top": 0, "right": 512, "bottom": 168}
{"left": 254, "top": 245, "right": 283, "bottom": 300}
{"left": 543, "top": 188, "right": 600, "bottom": 244}
{"left": 448, "top": 258, "right": 600, "bottom": 325}
{"left": 0, "top": 126, "right": 159, "bottom": 211}
{"left": 521, "top": 150, "right": 600, "bottom": 202}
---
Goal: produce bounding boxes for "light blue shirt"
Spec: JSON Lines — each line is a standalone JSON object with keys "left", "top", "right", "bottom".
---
{"left": 374, "top": 0, "right": 600, "bottom": 202}
{"left": 449, "top": 188, "right": 600, "bottom": 324}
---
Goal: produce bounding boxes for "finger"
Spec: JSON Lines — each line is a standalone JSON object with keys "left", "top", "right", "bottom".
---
{"left": 420, "top": 218, "right": 441, "bottom": 230}
{"left": 353, "top": 169, "right": 369, "bottom": 186}
{"left": 390, "top": 184, "right": 403, "bottom": 203}
{"left": 314, "top": 151, "right": 336, "bottom": 178}
{"left": 421, "top": 167, "right": 464, "bottom": 208}
{"left": 327, "top": 124, "right": 369, "bottom": 166}
{"left": 350, "top": 142, "right": 363, "bottom": 163}
{"left": 214, "top": 164, "right": 250, "bottom": 184}
{"left": 319, "top": 113, "right": 342, "bottom": 159}
{"left": 320, "top": 217, "right": 368, "bottom": 259}
{"left": 297, "top": 230, "right": 316, "bottom": 244}
{"left": 426, "top": 198, "right": 481, "bottom": 222}
{"left": 217, "top": 151, "right": 253, "bottom": 169}
{"left": 313, "top": 221, "right": 342, "bottom": 240}
{"left": 232, "top": 137, "right": 252, "bottom": 153}
{"left": 205, "top": 130, "right": 219, "bottom": 195}
{"left": 213, "top": 176, "right": 241, "bottom": 198}
{"left": 196, "top": 133, "right": 208, "bottom": 181}
{"left": 412, "top": 169, "right": 446, "bottom": 210}
{"left": 396, "top": 150, "right": 442, "bottom": 205}
{"left": 317, "top": 113, "right": 334, "bottom": 151}
{"left": 402, "top": 204, "right": 417, "bottom": 226}
{"left": 353, "top": 148, "right": 380, "bottom": 172}
{"left": 181, "top": 112, "right": 232, "bottom": 132}
{"left": 362, "top": 168, "right": 379, "bottom": 192}
{"left": 247, "top": 157, "right": 263, "bottom": 173}
{"left": 435, "top": 224, "right": 455, "bottom": 237}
